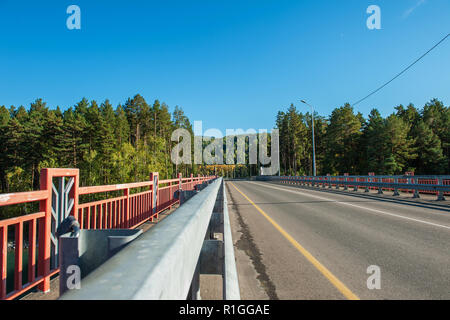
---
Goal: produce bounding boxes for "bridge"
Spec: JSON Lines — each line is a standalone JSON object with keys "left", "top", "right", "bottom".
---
{"left": 0, "top": 169, "right": 216, "bottom": 300}
{"left": 0, "top": 170, "right": 449, "bottom": 300}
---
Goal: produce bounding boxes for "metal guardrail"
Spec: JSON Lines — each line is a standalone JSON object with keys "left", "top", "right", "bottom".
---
{"left": 222, "top": 184, "right": 240, "bottom": 299}
{"left": 59, "top": 177, "right": 240, "bottom": 300}
{"left": 258, "top": 175, "right": 449, "bottom": 201}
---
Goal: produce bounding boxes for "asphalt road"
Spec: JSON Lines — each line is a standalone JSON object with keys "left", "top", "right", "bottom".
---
{"left": 226, "top": 180, "right": 450, "bottom": 300}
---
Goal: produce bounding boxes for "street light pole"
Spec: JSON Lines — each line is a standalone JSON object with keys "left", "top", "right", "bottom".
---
{"left": 301, "top": 100, "right": 316, "bottom": 176}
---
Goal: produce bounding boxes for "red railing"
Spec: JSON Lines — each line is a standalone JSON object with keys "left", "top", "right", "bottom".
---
{"left": 280, "top": 175, "right": 450, "bottom": 196}
{"left": 0, "top": 168, "right": 216, "bottom": 300}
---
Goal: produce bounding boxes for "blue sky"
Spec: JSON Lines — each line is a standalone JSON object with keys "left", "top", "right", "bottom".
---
{"left": 1, "top": 0, "right": 449, "bottom": 134}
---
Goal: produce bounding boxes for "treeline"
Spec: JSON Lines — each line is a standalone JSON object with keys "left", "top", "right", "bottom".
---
{"left": 0, "top": 94, "right": 200, "bottom": 195}
{"left": 277, "top": 99, "right": 449, "bottom": 176}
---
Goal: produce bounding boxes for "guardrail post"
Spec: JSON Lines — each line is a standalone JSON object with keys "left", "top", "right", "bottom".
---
{"left": 411, "top": 178, "right": 420, "bottom": 198}
{"left": 377, "top": 185, "right": 383, "bottom": 194}
{"left": 437, "top": 177, "right": 446, "bottom": 201}
{"left": 344, "top": 174, "right": 348, "bottom": 190}
{"left": 365, "top": 177, "right": 370, "bottom": 192}
{"left": 393, "top": 178, "right": 400, "bottom": 196}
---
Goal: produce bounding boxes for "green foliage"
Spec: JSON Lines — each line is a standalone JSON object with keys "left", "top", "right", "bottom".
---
{"left": 276, "top": 99, "right": 449, "bottom": 176}
{"left": 363, "top": 109, "right": 387, "bottom": 174}
{"left": 0, "top": 95, "right": 196, "bottom": 219}
{"left": 323, "top": 103, "right": 363, "bottom": 175}
{"left": 412, "top": 120, "right": 446, "bottom": 174}
{"left": 384, "top": 114, "right": 417, "bottom": 174}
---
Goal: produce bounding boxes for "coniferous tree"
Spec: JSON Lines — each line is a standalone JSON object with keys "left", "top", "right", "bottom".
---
{"left": 412, "top": 120, "right": 446, "bottom": 174}
{"left": 0, "top": 106, "right": 10, "bottom": 192}
{"left": 383, "top": 114, "right": 417, "bottom": 174}
{"left": 323, "top": 104, "right": 363, "bottom": 175}
{"left": 422, "top": 99, "right": 450, "bottom": 169}
{"left": 363, "top": 109, "right": 388, "bottom": 174}
{"left": 115, "top": 104, "right": 130, "bottom": 146}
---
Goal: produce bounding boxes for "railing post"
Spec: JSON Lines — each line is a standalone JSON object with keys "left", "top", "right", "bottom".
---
{"left": 38, "top": 168, "right": 52, "bottom": 293}
{"left": 70, "top": 171, "right": 80, "bottom": 221}
{"left": 344, "top": 173, "right": 349, "bottom": 190}
{"left": 14, "top": 221, "right": 23, "bottom": 292}
{"left": 150, "top": 172, "right": 159, "bottom": 221}
{"left": 376, "top": 177, "right": 383, "bottom": 194}
{"left": 412, "top": 177, "right": 420, "bottom": 198}
{"left": 0, "top": 225, "right": 6, "bottom": 299}
{"left": 168, "top": 179, "right": 173, "bottom": 210}
{"left": 190, "top": 173, "right": 194, "bottom": 190}
{"left": 437, "top": 177, "right": 446, "bottom": 201}
{"left": 124, "top": 188, "right": 130, "bottom": 228}
{"left": 393, "top": 177, "right": 400, "bottom": 196}
{"left": 178, "top": 173, "right": 182, "bottom": 191}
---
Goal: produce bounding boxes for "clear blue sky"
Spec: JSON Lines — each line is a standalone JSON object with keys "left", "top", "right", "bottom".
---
{"left": 1, "top": 0, "right": 449, "bottom": 133}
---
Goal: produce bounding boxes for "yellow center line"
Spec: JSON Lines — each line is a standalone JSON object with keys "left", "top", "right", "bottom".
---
{"left": 229, "top": 182, "right": 360, "bottom": 300}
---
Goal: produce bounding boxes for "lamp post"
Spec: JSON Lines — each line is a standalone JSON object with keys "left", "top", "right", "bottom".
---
{"left": 301, "top": 100, "right": 316, "bottom": 176}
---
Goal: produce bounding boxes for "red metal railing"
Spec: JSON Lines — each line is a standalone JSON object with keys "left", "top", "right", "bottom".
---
{"left": 280, "top": 175, "right": 450, "bottom": 196}
{"left": 0, "top": 168, "right": 215, "bottom": 300}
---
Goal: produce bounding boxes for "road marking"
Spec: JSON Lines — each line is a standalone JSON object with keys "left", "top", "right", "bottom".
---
{"left": 229, "top": 182, "right": 360, "bottom": 300}
{"left": 248, "top": 181, "right": 450, "bottom": 231}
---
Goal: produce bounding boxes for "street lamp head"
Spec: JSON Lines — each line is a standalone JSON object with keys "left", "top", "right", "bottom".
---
{"left": 300, "top": 100, "right": 307, "bottom": 104}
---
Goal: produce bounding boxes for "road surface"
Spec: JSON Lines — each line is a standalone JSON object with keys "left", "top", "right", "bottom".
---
{"left": 226, "top": 180, "right": 450, "bottom": 300}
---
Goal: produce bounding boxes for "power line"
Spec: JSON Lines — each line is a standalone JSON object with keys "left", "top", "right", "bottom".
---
{"left": 352, "top": 33, "right": 450, "bottom": 107}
